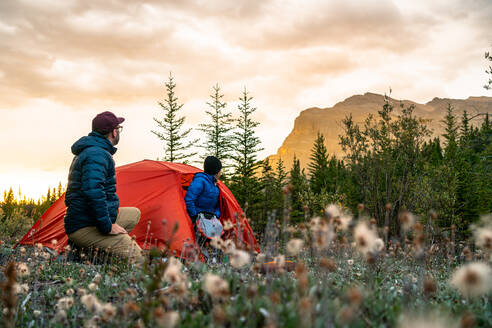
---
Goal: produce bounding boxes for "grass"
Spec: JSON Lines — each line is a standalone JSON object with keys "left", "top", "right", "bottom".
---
{"left": 0, "top": 213, "right": 491, "bottom": 328}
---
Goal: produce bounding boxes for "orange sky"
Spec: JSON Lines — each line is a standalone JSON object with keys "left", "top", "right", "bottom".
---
{"left": 1, "top": 0, "right": 491, "bottom": 199}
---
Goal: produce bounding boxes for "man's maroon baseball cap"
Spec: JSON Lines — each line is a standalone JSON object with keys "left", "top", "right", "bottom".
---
{"left": 92, "top": 111, "right": 125, "bottom": 134}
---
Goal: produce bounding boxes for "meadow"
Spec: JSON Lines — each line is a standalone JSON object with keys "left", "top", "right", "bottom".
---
{"left": 0, "top": 205, "right": 491, "bottom": 328}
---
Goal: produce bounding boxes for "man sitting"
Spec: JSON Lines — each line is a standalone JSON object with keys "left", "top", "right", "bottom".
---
{"left": 64, "top": 111, "right": 143, "bottom": 263}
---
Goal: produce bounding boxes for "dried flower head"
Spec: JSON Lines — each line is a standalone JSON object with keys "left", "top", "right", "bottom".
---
{"left": 338, "top": 215, "right": 352, "bottom": 231}
{"left": 399, "top": 212, "right": 415, "bottom": 231}
{"left": 81, "top": 294, "right": 102, "bottom": 312}
{"left": 450, "top": 262, "right": 492, "bottom": 297}
{"left": 474, "top": 227, "right": 492, "bottom": 252}
{"left": 88, "top": 283, "right": 98, "bottom": 291}
{"left": 101, "top": 303, "right": 116, "bottom": 321}
{"left": 353, "top": 222, "right": 380, "bottom": 255}
{"left": 55, "top": 309, "right": 67, "bottom": 322}
{"left": 310, "top": 217, "right": 335, "bottom": 251}
{"left": 93, "top": 273, "right": 102, "bottom": 284}
{"left": 397, "top": 313, "right": 457, "bottom": 328}
{"left": 16, "top": 263, "right": 29, "bottom": 277}
{"left": 223, "top": 220, "right": 234, "bottom": 231}
{"left": 51, "top": 239, "right": 58, "bottom": 246}
{"left": 13, "top": 283, "right": 29, "bottom": 294}
{"left": 325, "top": 204, "right": 341, "bottom": 219}
{"left": 55, "top": 297, "right": 74, "bottom": 311}
{"left": 229, "top": 249, "right": 251, "bottom": 268}
{"left": 203, "top": 273, "right": 229, "bottom": 299}
{"left": 319, "top": 258, "right": 337, "bottom": 272}
{"left": 286, "top": 239, "right": 304, "bottom": 256}
{"left": 155, "top": 310, "right": 179, "bottom": 328}
{"left": 163, "top": 257, "right": 185, "bottom": 285}
{"left": 19, "top": 247, "right": 26, "bottom": 254}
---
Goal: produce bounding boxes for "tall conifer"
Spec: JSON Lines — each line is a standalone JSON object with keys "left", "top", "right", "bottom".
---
{"left": 152, "top": 73, "right": 197, "bottom": 163}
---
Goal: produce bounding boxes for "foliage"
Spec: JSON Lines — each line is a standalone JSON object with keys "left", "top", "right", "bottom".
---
{"left": 152, "top": 73, "right": 198, "bottom": 163}
{"left": 229, "top": 88, "right": 264, "bottom": 225}
{"left": 198, "top": 84, "right": 235, "bottom": 169}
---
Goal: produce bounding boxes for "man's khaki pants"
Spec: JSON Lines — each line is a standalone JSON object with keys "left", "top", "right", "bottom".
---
{"left": 68, "top": 207, "right": 144, "bottom": 263}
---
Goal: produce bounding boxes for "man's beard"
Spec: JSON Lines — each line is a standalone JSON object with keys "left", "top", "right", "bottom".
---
{"left": 112, "top": 132, "right": 120, "bottom": 145}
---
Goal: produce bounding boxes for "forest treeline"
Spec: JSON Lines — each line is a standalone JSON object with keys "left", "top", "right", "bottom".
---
{"left": 1, "top": 75, "right": 491, "bottom": 242}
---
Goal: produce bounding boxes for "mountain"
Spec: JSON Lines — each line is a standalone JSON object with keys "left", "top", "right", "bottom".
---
{"left": 268, "top": 92, "right": 492, "bottom": 170}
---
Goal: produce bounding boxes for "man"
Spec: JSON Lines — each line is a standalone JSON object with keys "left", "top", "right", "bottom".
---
{"left": 64, "top": 111, "right": 143, "bottom": 262}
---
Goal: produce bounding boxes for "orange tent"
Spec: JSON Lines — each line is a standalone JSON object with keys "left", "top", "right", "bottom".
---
{"left": 17, "top": 160, "right": 259, "bottom": 257}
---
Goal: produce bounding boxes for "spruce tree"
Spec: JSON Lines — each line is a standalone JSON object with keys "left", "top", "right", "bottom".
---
{"left": 152, "top": 73, "right": 197, "bottom": 163}
{"left": 198, "top": 84, "right": 235, "bottom": 167}
{"left": 442, "top": 103, "right": 459, "bottom": 161}
{"left": 308, "top": 132, "right": 330, "bottom": 194}
{"left": 229, "top": 88, "right": 264, "bottom": 210}
{"left": 289, "top": 155, "right": 307, "bottom": 223}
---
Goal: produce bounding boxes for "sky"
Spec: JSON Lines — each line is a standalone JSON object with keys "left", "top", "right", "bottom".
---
{"left": 0, "top": 0, "right": 491, "bottom": 200}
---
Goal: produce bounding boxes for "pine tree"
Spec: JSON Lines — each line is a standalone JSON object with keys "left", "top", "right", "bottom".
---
{"left": 289, "top": 155, "right": 308, "bottom": 223}
{"left": 442, "top": 103, "right": 459, "bottom": 161}
{"left": 198, "top": 84, "right": 235, "bottom": 166}
{"left": 229, "top": 88, "right": 264, "bottom": 214}
{"left": 2, "top": 187, "right": 15, "bottom": 220}
{"left": 152, "top": 73, "right": 197, "bottom": 163}
{"left": 308, "top": 132, "right": 330, "bottom": 194}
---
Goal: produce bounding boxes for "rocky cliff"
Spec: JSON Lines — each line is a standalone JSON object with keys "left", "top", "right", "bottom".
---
{"left": 268, "top": 92, "right": 492, "bottom": 170}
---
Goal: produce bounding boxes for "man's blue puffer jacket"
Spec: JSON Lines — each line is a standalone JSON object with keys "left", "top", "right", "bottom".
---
{"left": 184, "top": 172, "right": 221, "bottom": 219}
{"left": 64, "top": 132, "right": 119, "bottom": 235}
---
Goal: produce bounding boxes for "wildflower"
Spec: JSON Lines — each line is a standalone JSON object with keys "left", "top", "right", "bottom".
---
{"left": 64, "top": 244, "right": 71, "bottom": 252}
{"left": 256, "top": 253, "right": 267, "bottom": 264}
{"left": 310, "top": 217, "right": 334, "bottom": 250}
{"left": 286, "top": 239, "right": 304, "bottom": 256}
{"left": 203, "top": 273, "right": 229, "bottom": 299}
{"left": 77, "top": 288, "right": 87, "bottom": 296}
{"left": 84, "top": 315, "right": 101, "bottom": 328}
{"left": 55, "top": 309, "right": 67, "bottom": 322}
{"left": 450, "top": 262, "right": 492, "bottom": 297}
{"left": 81, "top": 294, "right": 102, "bottom": 312}
{"left": 163, "top": 257, "right": 185, "bottom": 285}
{"left": 16, "top": 263, "right": 29, "bottom": 277}
{"left": 101, "top": 303, "right": 116, "bottom": 321}
{"left": 88, "top": 283, "right": 98, "bottom": 291}
{"left": 155, "top": 310, "right": 179, "bottom": 328}
{"left": 14, "top": 283, "right": 29, "bottom": 294}
{"left": 373, "top": 238, "right": 385, "bottom": 252}
{"left": 346, "top": 286, "right": 363, "bottom": 306}
{"left": 474, "top": 227, "right": 492, "bottom": 252}
{"left": 55, "top": 297, "right": 74, "bottom": 311}
{"left": 273, "top": 254, "right": 285, "bottom": 269}
{"left": 223, "top": 239, "right": 236, "bottom": 253}
{"left": 93, "top": 273, "right": 102, "bottom": 284}
{"left": 229, "top": 249, "right": 251, "bottom": 268}
{"left": 353, "top": 222, "right": 379, "bottom": 255}
{"left": 36, "top": 243, "right": 43, "bottom": 251}
{"left": 423, "top": 276, "right": 437, "bottom": 295}
{"left": 319, "top": 258, "right": 337, "bottom": 272}
{"left": 325, "top": 204, "right": 341, "bottom": 219}
{"left": 399, "top": 212, "right": 415, "bottom": 231}
{"left": 66, "top": 277, "right": 73, "bottom": 285}
{"left": 51, "top": 239, "right": 58, "bottom": 246}
{"left": 66, "top": 288, "right": 75, "bottom": 296}
{"left": 33, "top": 310, "right": 41, "bottom": 317}
{"left": 347, "top": 259, "right": 354, "bottom": 266}
{"left": 223, "top": 220, "right": 234, "bottom": 231}
{"left": 338, "top": 215, "right": 352, "bottom": 231}
{"left": 397, "top": 313, "right": 455, "bottom": 328}
{"left": 19, "top": 247, "right": 26, "bottom": 254}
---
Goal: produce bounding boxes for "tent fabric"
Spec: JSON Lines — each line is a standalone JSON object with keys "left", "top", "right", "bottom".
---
{"left": 17, "top": 160, "right": 259, "bottom": 257}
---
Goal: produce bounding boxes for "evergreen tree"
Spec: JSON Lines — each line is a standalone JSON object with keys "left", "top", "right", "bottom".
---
{"left": 152, "top": 73, "right": 197, "bottom": 163}
{"left": 229, "top": 88, "right": 264, "bottom": 228}
{"left": 289, "top": 155, "right": 308, "bottom": 223}
{"left": 442, "top": 103, "right": 459, "bottom": 161}
{"left": 308, "top": 132, "right": 330, "bottom": 194}
{"left": 198, "top": 84, "right": 235, "bottom": 166}
{"left": 2, "top": 187, "right": 15, "bottom": 220}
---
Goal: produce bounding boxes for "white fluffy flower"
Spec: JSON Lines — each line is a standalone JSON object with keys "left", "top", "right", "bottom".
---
{"left": 229, "top": 250, "right": 251, "bottom": 268}
{"left": 450, "top": 262, "right": 492, "bottom": 298}
{"left": 286, "top": 239, "right": 304, "bottom": 256}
